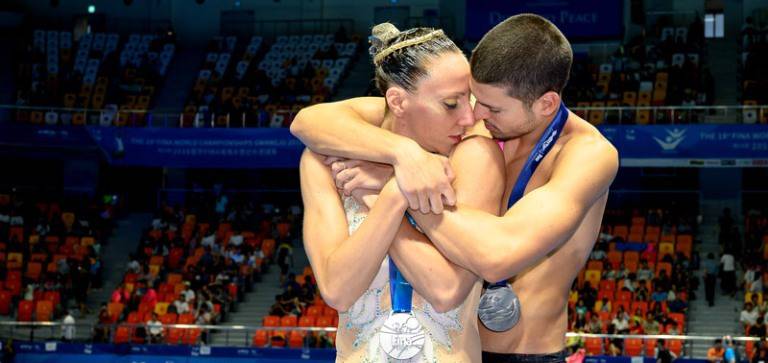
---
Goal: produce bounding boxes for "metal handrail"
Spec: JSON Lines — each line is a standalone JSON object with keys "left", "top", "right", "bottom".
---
{"left": 2, "top": 104, "right": 767, "bottom": 127}
{"left": 0, "top": 321, "right": 336, "bottom": 332}
{"left": 0, "top": 322, "right": 760, "bottom": 358}
{"left": 565, "top": 332, "right": 763, "bottom": 342}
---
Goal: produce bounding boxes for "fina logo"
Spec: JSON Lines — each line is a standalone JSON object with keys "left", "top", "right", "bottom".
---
{"left": 653, "top": 128, "right": 686, "bottom": 151}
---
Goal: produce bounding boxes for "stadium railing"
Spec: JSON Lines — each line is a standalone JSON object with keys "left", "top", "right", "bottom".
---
{"left": 0, "top": 321, "right": 762, "bottom": 358}
{"left": 3, "top": 104, "right": 767, "bottom": 128}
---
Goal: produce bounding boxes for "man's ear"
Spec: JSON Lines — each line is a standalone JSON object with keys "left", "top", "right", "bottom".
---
{"left": 385, "top": 87, "right": 409, "bottom": 117}
{"left": 532, "top": 91, "right": 561, "bottom": 120}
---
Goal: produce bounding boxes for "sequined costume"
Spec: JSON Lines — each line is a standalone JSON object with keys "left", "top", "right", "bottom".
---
{"left": 333, "top": 197, "right": 482, "bottom": 362}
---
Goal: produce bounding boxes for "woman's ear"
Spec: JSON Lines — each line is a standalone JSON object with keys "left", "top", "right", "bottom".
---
{"left": 385, "top": 87, "right": 409, "bottom": 117}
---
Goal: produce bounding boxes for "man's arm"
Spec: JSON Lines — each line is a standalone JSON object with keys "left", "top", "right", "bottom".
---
{"left": 412, "top": 136, "right": 619, "bottom": 282}
{"left": 301, "top": 149, "right": 408, "bottom": 311}
{"left": 387, "top": 136, "right": 505, "bottom": 312}
{"left": 291, "top": 97, "right": 456, "bottom": 214}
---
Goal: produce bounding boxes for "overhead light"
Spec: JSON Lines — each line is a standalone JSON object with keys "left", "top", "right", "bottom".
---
{"left": 87, "top": 5, "right": 96, "bottom": 13}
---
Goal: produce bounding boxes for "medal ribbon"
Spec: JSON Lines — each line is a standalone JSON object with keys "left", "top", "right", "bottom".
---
{"left": 488, "top": 103, "right": 569, "bottom": 288}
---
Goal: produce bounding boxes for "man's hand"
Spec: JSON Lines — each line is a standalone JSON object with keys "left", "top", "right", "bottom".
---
{"left": 393, "top": 144, "right": 456, "bottom": 214}
{"left": 326, "top": 157, "right": 394, "bottom": 195}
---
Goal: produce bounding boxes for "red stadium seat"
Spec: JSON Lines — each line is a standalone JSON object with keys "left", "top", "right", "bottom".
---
{"left": 263, "top": 315, "right": 280, "bottom": 327}
{"left": 645, "top": 339, "right": 657, "bottom": 357}
{"left": 35, "top": 300, "right": 53, "bottom": 321}
{"left": 281, "top": 315, "right": 298, "bottom": 327}
{"left": 667, "top": 339, "right": 683, "bottom": 356}
{"left": 252, "top": 330, "right": 269, "bottom": 347}
{"left": 0, "top": 291, "right": 11, "bottom": 315}
{"left": 299, "top": 316, "right": 316, "bottom": 327}
{"left": 17, "top": 300, "right": 33, "bottom": 321}
{"left": 625, "top": 338, "right": 643, "bottom": 356}
{"left": 584, "top": 338, "right": 602, "bottom": 355}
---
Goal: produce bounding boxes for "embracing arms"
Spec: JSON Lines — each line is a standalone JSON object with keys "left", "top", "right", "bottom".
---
{"left": 291, "top": 97, "right": 455, "bottom": 214}
{"left": 300, "top": 149, "right": 408, "bottom": 311}
{"left": 411, "top": 136, "right": 619, "bottom": 282}
{"left": 387, "top": 136, "right": 505, "bottom": 312}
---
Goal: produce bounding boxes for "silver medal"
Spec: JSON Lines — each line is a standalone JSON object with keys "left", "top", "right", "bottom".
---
{"left": 478, "top": 283, "right": 521, "bottom": 332}
{"left": 379, "top": 312, "right": 425, "bottom": 359}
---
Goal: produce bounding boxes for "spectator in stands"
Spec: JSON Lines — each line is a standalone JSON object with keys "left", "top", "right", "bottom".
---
{"left": 594, "top": 296, "right": 611, "bottom": 313}
{"left": 723, "top": 336, "right": 738, "bottom": 363}
{"left": 755, "top": 295, "right": 768, "bottom": 316}
{"left": 574, "top": 299, "right": 588, "bottom": 320}
{"left": 275, "top": 242, "right": 293, "bottom": 285}
{"left": 666, "top": 321, "right": 680, "bottom": 335}
{"left": 126, "top": 254, "right": 141, "bottom": 274}
{"left": 580, "top": 282, "right": 597, "bottom": 312}
{"left": 611, "top": 310, "right": 630, "bottom": 334}
{"left": 200, "top": 230, "right": 216, "bottom": 249}
{"left": 751, "top": 343, "right": 768, "bottom": 363}
{"left": 703, "top": 253, "right": 718, "bottom": 306}
{"left": 721, "top": 248, "right": 737, "bottom": 296}
{"left": 586, "top": 314, "right": 603, "bottom": 333}
{"left": 590, "top": 241, "right": 608, "bottom": 260}
{"left": 707, "top": 339, "right": 725, "bottom": 363}
{"left": 742, "top": 302, "right": 760, "bottom": 332}
{"left": 228, "top": 229, "right": 243, "bottom": 247}
{"left": 141, "top": 282, "right": 159, "bottom": 311}
{"left": 637, "top": 261, "right": 654, "bottom": 281}
{"left": 636, "top": 280, "right": 650, "bottom": 301}
{"left": 61, "top": 310, "right": 75, "bottom": 342}
{"left": 605, "top": 325, "right": 623, "bottom": 356}
{"left": 73, "top": 259, "right": 91, "bottom": 314}
{"left": 94, "top": 303, "right": 111, "bottom": 343}
{"left": 174, "top": 297, "right": 190, "bottom": 314}
{"left": 182, "top": 283, "right": 195, "bottom": 303}
{"left": 269, "top": 294, "right": 287, "bottom": 317}
{"left": 657, "top": 339, "right": 677, "bottom": 363}
{"left": 643, "top": 312, "right": 661, "bottom": 334}
{"left": 90, "top": 255, "right": 103, "bottom": 290}
{"left": 652, "top": 285, "right": 668, "bottom": 303}
{"left": 668, "top": 294, "right": 688, "bottom": 314}
{"left": 147, "top": 312, "right": 163, "bottom": 343}
{"left": 750, "top": 312, "right": 766, "bottom": 337}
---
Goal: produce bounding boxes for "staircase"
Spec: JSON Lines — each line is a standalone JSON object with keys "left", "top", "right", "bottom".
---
{"left": 686, "top": 200, "right": 742, "bottom": 358}
{"left": 73, "top": 213, "right": 152, "bottom": 340}
{"left": 152, "top": 46, "right": 206, "bottom": 114}
{"left": 708, "top": 38, "right": 739, "bottom": 105}
{"left": 210, "top": 243, "right": 311, "bottom": 346}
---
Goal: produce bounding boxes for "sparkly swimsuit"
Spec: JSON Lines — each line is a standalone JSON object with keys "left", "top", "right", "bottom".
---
{"left": 334, "top": 197, "right": 483, "bottom": 363}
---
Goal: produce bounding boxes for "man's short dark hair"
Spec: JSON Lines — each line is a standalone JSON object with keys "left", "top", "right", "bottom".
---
{"left": 470, "top": 13, "right": 573, "bottom": 106}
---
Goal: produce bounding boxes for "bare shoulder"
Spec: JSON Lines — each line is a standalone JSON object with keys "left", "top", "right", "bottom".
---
{"left": 560, "top": 113, "right": 618, "bottom": 169}
{"left": 330, "top": 97, "right": 387, "bottom": 126}
{"left": 450, "top": 135, "right": 504, "bottom": 165}
{"left": 549, "top": 115, "right": 619, "bottom": 203}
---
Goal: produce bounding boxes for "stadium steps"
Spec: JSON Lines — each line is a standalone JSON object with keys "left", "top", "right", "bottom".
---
{"left": 73, "top": 213, "right": 154, "bottom": 340}
{"left": 153, "top": 46, "right": 207, "bottom": 113}
{"left": 708, "top": 38, "right": 739, "bottom": 105}
{"left": 209, "top": 244, "right": 311, "bottom": 346}
{"left": 331, "top": 50, "right": 373, "bottom": 100}
{"left": 687, "top": 200, "right": 742, "bottom": 358}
